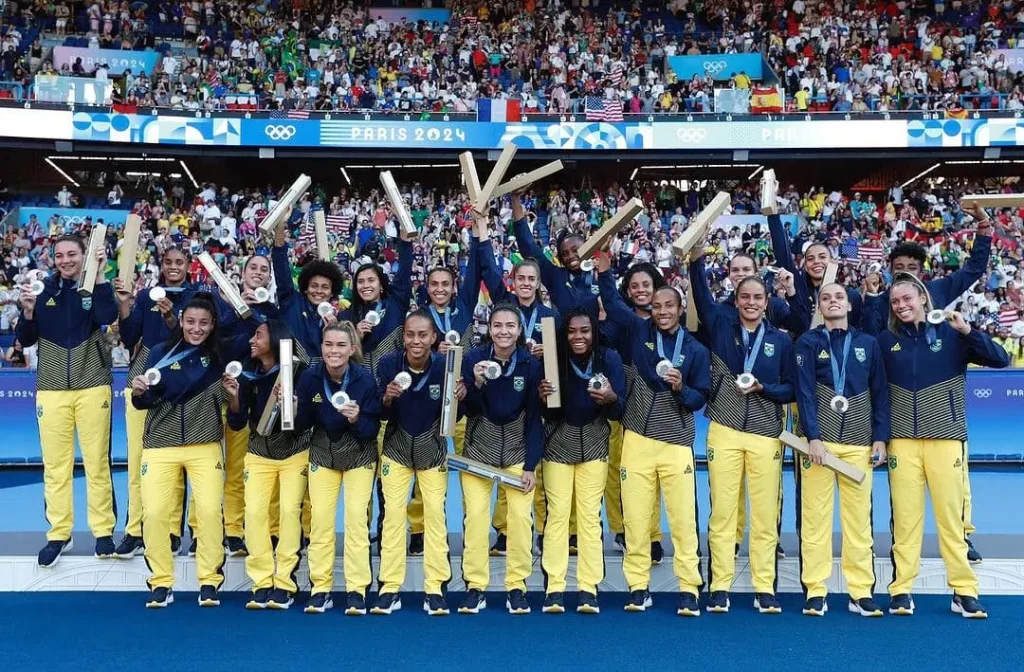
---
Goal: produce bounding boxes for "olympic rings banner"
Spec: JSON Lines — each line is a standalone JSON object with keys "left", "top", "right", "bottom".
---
{"left": 0, "top": 369, "right": 1019, "bottom": 464}
{"left": 668, "top": 54, "right": 768, "bottom": 81}
{"left": 3, "top": 107, "right": 1024, "bottom": 151}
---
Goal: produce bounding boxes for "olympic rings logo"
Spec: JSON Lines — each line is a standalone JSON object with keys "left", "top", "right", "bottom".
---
{"left": 675, "top": 128, "right": 708, "bottom": 143}
{"left": 265, "top": 125, "right": 297, "bottom": 141}
{"left": 973, "top": 389, "right": 992, "bottom": 398}
{"left": 703, "top": 60, "right": 728, "bottom": 75}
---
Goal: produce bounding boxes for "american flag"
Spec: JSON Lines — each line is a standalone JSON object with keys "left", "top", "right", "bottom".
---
{"left": 326, "top": 214, "right": 352, "bottom": 236}
{"left": 270, "top": 109, "right": 311, "bottom": 120}
{"left": 838, "top": 237, "right": 860, "bottom": 261}
{"left": 298, "top": 211, "right": 353, "bottom": 250}
{"left": 585, "top": 96, "right": 624, "bottom": 122}
{"left": 859, "top": 245, "right": 887, "bottom": 262}
{"left": 999, "top": 306, "right": 1018, "bottom": 330}
{"left": 608, "top": 63, "right": 625, "bottom": 86}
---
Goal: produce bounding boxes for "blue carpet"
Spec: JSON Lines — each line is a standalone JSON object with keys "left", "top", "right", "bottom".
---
{"left": 0, "top": 593, "right": 1021, "bottom": 670}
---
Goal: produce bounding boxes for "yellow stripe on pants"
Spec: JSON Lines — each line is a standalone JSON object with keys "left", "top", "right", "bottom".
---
{"left": 706, "top": 422, "right": 782, "bottom": 594}
{"left": 888, "top": 438, "right": 977, "bottom": 598}
{"left": 606, "top": 420, "right": 662, "bottom": 541}
{"left": 542, "top": 459, "right": 607, "bottom": 594}
{"left": 408, "top": 416, "right": 465, "bottom": 535}
{"left": 141, "top": 442, "right": 225, "bottom": 590}
{"left": 37, "top": 386, "right": 115, "bottom": 541}
{"left": 308, "top": 462, "right": 375, "bottom": 596}
{"left": 244, "top": 450, "right": 309, "bottom": 593}
{"left": 963, "top": 441, "right": 975, "bottom": 537}
{"left": 796, "top": 441, "right": 875, "bottom": 600}
{"left": 620, "top": 431, "right": 702, "bottom": 593}
{"left": 380, "top": 459, "right": 451, "bottom": 594}
{"left": 461, "top": 464, "right": 532, "bottom": 591}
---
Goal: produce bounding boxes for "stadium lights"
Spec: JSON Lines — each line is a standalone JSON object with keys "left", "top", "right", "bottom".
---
{"left": 900, "top": 162, "right": 941, "bottom": 189}
{"left": 47, "top": 156, "right": 177, "bottom": 162}
{"left": 944, "top": 159, "right": 1024, "bottom": 165}
{"left": 179, "top": 159, "right": 199, "bottom": 188}
{"left": 44, "top": 157, "right": 80, "bottom": 187}
{"left": 747, "top": 166, "right": 765, "bottom": 180}
{"left": 629, "top": 167, "right": 639, "bottom": 181}
{"left": 126, "top": 171, "right": 162, "bottom": 177}
{"left": 340, "top": 167, "right": 352, "bottom": 185}
{"left": 637, "top": 164, "right": 758, "bottom": 170}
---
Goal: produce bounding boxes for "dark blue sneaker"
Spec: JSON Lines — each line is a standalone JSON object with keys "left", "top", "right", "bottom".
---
{"left": 188, "top": 537, "right": 197, "bottom": 557}
{"left": 542, "top": 592, "right": 565, "bottom": 614}
{"left": 489, "top": 533, "right": 507, "bottom": 557}
{"left": 145, "top": 587, "right": 173, "bottom": 608}
{"left": 613, "top": 533, "right": 626, "bottom": 553}
{"left": 506, "top": 589, "right": 531, "bottom": 615}
{"left": 624, "top": 589, "right": 652, "bottom": 612}
{"left": 706, "top": 590, "right": 730, "bottom": 613}
{"left": 650, "top": 541, "right": 664, "bottom": 565}
{"left": 677, "top": 592, "right": 700, "bottom": 617}
{"left": 423, "top": 594, "right": 449, "bottom": 616}
{"left": 951, "top": 595, "right": 987, "bottom": 619}
{"left": 246, "top": 588, "right": 271, "bottom": 610}
{"left": 371, "top": 593, "right": 401, "bottom": 615}
{"left": 967, "top": 538, "right": 982, "bottom": 564}
{"left": 170, "top": 535, "right": 181, "bottom": 554}
{"left": 848, "top": 597, "right": 883, "bottom": 617}
{"left": 577, "top": 591, "right": 600, "bottom": 614}
{"left": 534, "top": 534, "right": 544, "bottom": 556}
{"left": 94, "top": 536, "right": 116, "bottom": 559}
{"left": 225, "top": 536, "right": 247, "bottom": 558}
{"left": 458, "top": 589, "right": 486, "bottom": 614}
{"left": 38, "top": 539, "right": 73, "bottom": 568}
{"left": 304, "top": 593, "right": 333, "bottom": 614}
{"left": 568, "top": 535, "right": 578, "bottom": 556}
{"left": 114, "top": 534, "right": 144, "bottom": 559}
{"left": 267, "top": 588, "right": 293, "bottom": 610}
{"left": 802, "top": 596, "right": 827, "bottom": 616}
{"left": 888, "top": 594, "right": 915, "bottom": 616}
{"left": 755, "top": 593, "right": 782, "bottom": 614}
{"left": 344, "top": 592, "right": 367, "bottom": 616}
{"left": 776, "top": 543, "right": 786, "bottom": 558}
{"left": 408, "top": 532, "right": 424, "bottom": 556}
{"left": 198, "top": 585, "right": 220, "bottom": 607}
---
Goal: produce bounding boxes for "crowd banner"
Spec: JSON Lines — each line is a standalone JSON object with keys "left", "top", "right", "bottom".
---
{"left": 17, "top": 207, "right": 133, "bottom": 229}
{"left": 3, "top": 108, "right": 1024, "bottom": 151}
{"left": 0, "top": 370, "right": 1019, "bottom": 464}
{"left": 368, "top": 8, "right": 451, "bottom": 23}
{"left": 714, "top": 89, "right": 750, "bottom": 114}
{"left": 668, "top": 54, "right": 767, "bottom": 82}
{"left": 51, "top": 47, "right": 161, "bottom": 76}
{"left": 33, "top": 75, "right": 112, "bottom": 105}
{"left": 994, "top": 49, "right": 1024, "bottom": 74}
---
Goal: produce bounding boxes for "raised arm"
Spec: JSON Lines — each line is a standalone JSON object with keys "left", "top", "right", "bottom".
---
{"left": 477, "top": 235, "right": 510, "bottom": 302}
{"left": 767, "top": 214, "right": 798, "bottom": 275}
{"left": 596, "top": 266, "right": 644, "bottom": 334}
{"left": 386, "top": 237, "right": 413, "bottom": 315}
{"left": 457, "top": 235, "right": 484, "bottom": 314}
{"left": 511, "top": 195, "right": 563, "bottom": 292}
{"left": 272, "top": 243, "right": 298, "bottom": 305}
{"left": 91, "top": 283, "right": 119, "bottom": 326}
{"left": 929, "top": 233, "right": 991, "bottom": 306}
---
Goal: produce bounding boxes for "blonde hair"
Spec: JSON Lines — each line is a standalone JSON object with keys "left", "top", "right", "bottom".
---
{"left": 887, "top": 273, "right": 935, "bottom": 334}
{"left": 323, "top": 321, "right": 364, "bottom": 364}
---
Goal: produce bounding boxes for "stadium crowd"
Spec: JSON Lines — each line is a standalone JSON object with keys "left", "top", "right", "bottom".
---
{"left": 3, "top": 0, "right": 1024, "bottom": 113}
{"left": 2, "top": 168, "right": 1024, "bottom": 368}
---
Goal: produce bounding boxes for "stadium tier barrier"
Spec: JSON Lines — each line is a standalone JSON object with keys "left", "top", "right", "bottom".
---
{"left": 0, "top": 369, "right": 1020, "bottom": 465}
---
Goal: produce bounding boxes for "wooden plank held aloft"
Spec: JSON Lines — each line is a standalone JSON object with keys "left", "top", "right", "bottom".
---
{"left": 279, "top": 339, "right": 294, "bottom": 431}
{"left": 474, "top": 144, "right": 518, "bottom": 214}
{"left": 118, "top": 214, "right": 143, "bottom": 289}
{"left": 78, "top": 223, "right": 107, "bottom": 297}
{"left": 446, "top": 453, "right": 526, "bottom": 491}
{"left": 380, "top": 170, "right": 418, "bottom": 238}
{"left": 440, "top": 345, "right": 463, "bottom": 437}
{"left": 810, "top": 261, "right": 839, "bottom": 328}
{"left": 779, "top": 431, "right": 866, "bottom": 484}
{"left": 459, "top": 152, "right": 482, "bottom": 206}
{"left": 256, "top": 372, "right": 283, "bottom": 436}
{"left": 540, "top": 316, "right": 560, "bottom": 409}
{"left": 258, "top": 174, "right": 311, "bottom": 236}
{"left": 490, "top": 161, "right": 564, "bottom": 200}
{"left": 313, "top": 211, "right": 331, "bottom": 262}
{"left": 575, "top": 198, "right": 645, "bottom": 261}
{"left": 198, "top": 252, "right": 252, "bottom": 319}
{"left": 671, "top": 192, "right": 731, "bottom": 262}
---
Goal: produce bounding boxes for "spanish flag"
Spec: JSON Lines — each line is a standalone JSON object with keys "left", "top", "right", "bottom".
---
{"left": 750, "top": 86, "right": 783, "bottom": 113}
{"left": 945, "top": 107, "right": 968, "bottom": 119}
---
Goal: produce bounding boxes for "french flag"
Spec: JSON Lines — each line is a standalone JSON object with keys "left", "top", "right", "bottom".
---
{"left": 476, "top": 99, "right": 522, "bottom": 122}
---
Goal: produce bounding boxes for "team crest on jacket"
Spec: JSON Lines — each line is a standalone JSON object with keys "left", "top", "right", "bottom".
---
{"left": 854, "top": 347, "right": 866, "bottom": 363}
{"left": 891, "top": 343, "right": 901, "bottom": 352}
{"left": 170, "top": 362, "right": 181, "bottom": 370}
{"left": 763, "top": 343, "right": 775, "bottom": 357}
{"left": 591, "top": 285, "right": 600, "bottom": 295}
{"left": 200, "top": 357, "right": 209, "bottom": 368}
{"left": 36, "top": 405, "right": 43, "bottom": 418}
{"left": 930, "top": 339, "right": 942, "bottom": 353}
{"left": 817, "top": 349, "right": 829, "bottom": 360}
{"left": 513, "top": 376, "right": 525, "bottom": 391}
{"left": 312, "top": 393, "right": 323, "bottom": 403}
{"left": 45, "top": 297, "right": 56, "bottom": 307}
{"left": 82, "top": 297, "right": 92, "bottom": 310}
{"left": 796, "top": 354, "right": 804, "bottom": 367}
{"left": 429, "top": 384, "right": 441, "bottom": 400}
{"left": 645, "top": 342, "right": 654, "bottom": 350}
